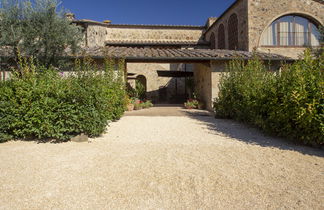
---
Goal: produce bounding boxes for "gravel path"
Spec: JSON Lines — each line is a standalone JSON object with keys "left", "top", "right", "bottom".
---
{"left": 0, "top": 108, "right": 323, "bottom": 209}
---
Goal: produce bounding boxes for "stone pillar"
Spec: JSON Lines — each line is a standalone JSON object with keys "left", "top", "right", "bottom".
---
{"left": 193, "top": 63, "right": 212, "bottom": 110}
{"left": 210, "top": 60, "right": 226, "bottom": 108}
{"left": 193, "top": 61, "right": 227, "bottom": 111}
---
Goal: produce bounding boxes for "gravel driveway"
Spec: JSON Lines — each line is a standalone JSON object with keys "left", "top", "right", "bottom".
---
{"left": 0, "top": 107, "right": 323, "bottom": 209}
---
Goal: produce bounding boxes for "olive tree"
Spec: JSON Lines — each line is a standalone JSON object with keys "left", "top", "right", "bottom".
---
{"left": 0, "top": 0, "right": 82, "bottom": 68}
{"left": 0, "top": 0, "right": 26, "bottom": 60}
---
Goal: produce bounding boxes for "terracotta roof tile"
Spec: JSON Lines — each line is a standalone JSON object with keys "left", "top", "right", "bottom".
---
{"left": 83, "top": 46, "right": 292, "bottom": 61}
{"left": 74, "top": 20, "right": 205, "bottom": 29}
{"left": 0, "top": 46, "right": 292, "bottom": 61}
{"left": 105, "top": 40, "right": 208, "bottom": 46}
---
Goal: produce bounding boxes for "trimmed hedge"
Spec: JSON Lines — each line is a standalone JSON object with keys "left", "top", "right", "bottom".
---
{"left": 0, "top": 58, "right": 126, "bottom": 142}
{"left": 214, "top": 50, "right": 324, "bottom": 146}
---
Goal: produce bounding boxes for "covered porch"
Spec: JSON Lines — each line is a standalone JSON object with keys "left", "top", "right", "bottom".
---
{"left": 85, "top": 46, "right": 291, "bottom": 110}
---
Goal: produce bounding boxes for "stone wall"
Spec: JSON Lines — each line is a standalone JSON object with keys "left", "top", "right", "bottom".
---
{"left": 257, "top": 47, "right": 311, "bottom": 59}
{"left": 86, "top": 25, "right": 205, "bottom": 48}
{"left": 87, "top": 25, "right": 108, "bottom": 47}
{"left": 205, "top": 0, "right": 249, "bottom": 51}
{"left": 248, "top": 0, "right": 324, "bottom": 58}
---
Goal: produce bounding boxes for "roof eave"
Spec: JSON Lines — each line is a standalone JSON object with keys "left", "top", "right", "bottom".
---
{"left": 105, "top": 42, "right": 209, "bottom": 47}
{"left": 73, "top": 20, "right": 205, "bottom": 30}
{"left": 66, "top": 55, "right": 294, "bottom": 62}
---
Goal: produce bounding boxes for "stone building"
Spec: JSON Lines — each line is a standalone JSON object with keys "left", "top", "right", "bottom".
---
{"left": 204, "top": 0, "right": 324, "bottom": 58}
{"left": 72, "top": 0, "right": 323, "bottom": 110}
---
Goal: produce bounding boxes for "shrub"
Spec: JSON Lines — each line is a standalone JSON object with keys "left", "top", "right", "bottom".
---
{"left": 214, "top": 50, "right": 324, "bottom": 146}
{"left": 0, "top": 57, "right": 126, "bottom": 142}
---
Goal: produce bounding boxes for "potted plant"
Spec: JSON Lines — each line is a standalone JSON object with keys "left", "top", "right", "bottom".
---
{"left": 142, "top": 100, "right": 153, "bottom": 109}
{"left": 134, "top": 102, "right": 143, "bottom": 110}
{"left": 127, "top": 102, "right": 135, "bottom": 111}
{"left": 125, "top": 97, "right": 135, "bottom": 111}
{"left": 184, "top": 98, "right": 199, "bottom": 109}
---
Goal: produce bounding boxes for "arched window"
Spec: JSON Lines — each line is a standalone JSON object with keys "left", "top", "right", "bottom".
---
{"left": 228, "top": 14, "right": 238, "bottom": 50}
{"left": 261, "top": 15, "right": 321, "bottom": 47}
{"left": 218, "top": 24, "right": 225, "bottom": 49}
{"left": 210, "top": 32, "right": 216, "bottom": 49}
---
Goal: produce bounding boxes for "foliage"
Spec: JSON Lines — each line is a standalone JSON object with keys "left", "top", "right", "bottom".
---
{"left": 126, "top": 82, "right": 137, "bottom": 98}
{"left": 214, "top": 50, "right": 324, "bottom": 146}
{"left": 141, "top": 100, "right": 153, "bottom": 109}
{"left": 0, "top": 56, "right": 126, "bottom": 142}
{"left": 319, "top": 26, "right": 324, "bottom": 43}
{"left": 0, "top": 0, "right": 82, "bottom": 67}
{"left": 133, "top": 102, "right": 142, "bottom": 110}
{"left": 126, "top": 80, "right": 146, "bottom": 100}
{"left": 184, "top": 98, "right": 199, "bottom": 109}
{"left": 135, "top": 80, "right": 146, "bottom": 100}
{"left": 0, "top": 0, "right": 24, "bottom": 56}
{"left": 132, "top": 98, "right": 153, "bottom": 110}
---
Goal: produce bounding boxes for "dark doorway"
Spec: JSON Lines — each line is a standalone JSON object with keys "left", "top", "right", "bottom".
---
{"left": 156, "top": 66, "right": 193, "bottom": 104}
{"left": 136, "top": 75, "right": 147, "bottom": 99}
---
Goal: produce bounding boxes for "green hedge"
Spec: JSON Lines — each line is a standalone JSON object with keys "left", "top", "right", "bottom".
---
{"left": 214, "top": 50, "right": 324, "bottom": 146}
{"left": 0, "top": 58, "right": 126, "bottom": 142}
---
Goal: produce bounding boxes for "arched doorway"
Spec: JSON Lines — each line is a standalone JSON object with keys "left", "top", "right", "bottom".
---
{"left": 136, "top": 75, "right": 147, "bottom": 100}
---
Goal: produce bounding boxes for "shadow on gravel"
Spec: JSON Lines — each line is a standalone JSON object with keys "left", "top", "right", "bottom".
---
{"left": 35, "top": 139, "right": 70, "bottom": 144}
{"left": 18, "top": 138, "right": 69, "bottom": 144}
{"left": 183, "top": 110, "right": 324, "bottom": 158}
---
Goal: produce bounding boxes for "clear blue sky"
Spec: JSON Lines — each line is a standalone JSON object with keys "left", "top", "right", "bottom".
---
{"left": 61, "top": 0, "right": 236, "bottom": 26}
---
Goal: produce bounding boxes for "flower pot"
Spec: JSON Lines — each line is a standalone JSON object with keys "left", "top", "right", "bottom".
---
{"left": 134, "top": 104, "right": 143, "bottom": 110}
{"left": 185, "top": 105, "right": 193, "bottom": 109}
{"left": 127, "top": 104, "right": 134, "bottom": 111}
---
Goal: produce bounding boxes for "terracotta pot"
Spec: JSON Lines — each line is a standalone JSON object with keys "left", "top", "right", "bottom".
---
{"left": 134, "top": 104, "right": 143, "bottom": 110}
{"left": 185, "top": 105, "right": 193, "bottom": 109}
{"left": 127, "top": 104, "right": 134, "bottom": 111}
